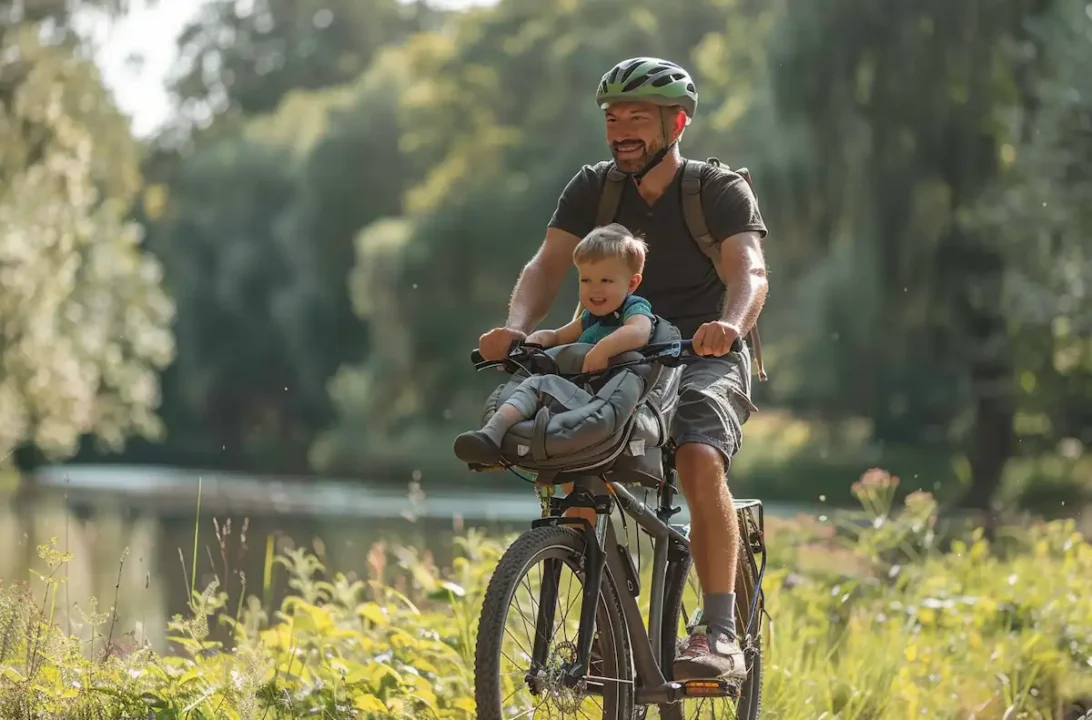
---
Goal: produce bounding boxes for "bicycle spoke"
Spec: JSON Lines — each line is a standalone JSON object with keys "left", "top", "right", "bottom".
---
{"left": 510, "top": 586, "right": 539, "bottom": 653}
{"left": 495, "top": 551, "right": 616, "bottom": 718}
{"left": 553, "top": 571, "right": 580, "bottom": 647}
{"left": 503, "top": 627, "right": 533, "bottom": 665}
{"left": 505, "top": 694, "right": 550, "bottom": 720}
{"left": 663, "top": 533, "right": 760, "bottom": 716}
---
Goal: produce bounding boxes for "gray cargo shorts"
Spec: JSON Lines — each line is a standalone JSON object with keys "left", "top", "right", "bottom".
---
{"left": 668, "top": 344, "right": 758, "bottom": 470}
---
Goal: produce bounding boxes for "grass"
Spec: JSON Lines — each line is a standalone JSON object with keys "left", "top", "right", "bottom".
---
{"left": 0, "top": 468, "right": 1090, "bottom": 719}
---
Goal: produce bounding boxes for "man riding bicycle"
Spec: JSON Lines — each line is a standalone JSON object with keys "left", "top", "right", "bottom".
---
{"left": 476, "top": 57, "right": 769, "bottom": 682}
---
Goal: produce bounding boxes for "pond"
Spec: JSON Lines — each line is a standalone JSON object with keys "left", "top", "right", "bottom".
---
{"left": 1, "top": 464, "right": 810, "bottom": 656}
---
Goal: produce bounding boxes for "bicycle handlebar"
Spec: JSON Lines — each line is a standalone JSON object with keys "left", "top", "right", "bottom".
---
{"left": 469, "top": 339, "right": 698, "bottom": 375}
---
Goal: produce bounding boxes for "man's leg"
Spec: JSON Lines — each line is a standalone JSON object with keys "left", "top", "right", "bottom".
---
{"left": 676, "top": 442, "right": 739, "bottom": 629}
{"left": 668, "top": 354, "right": 755, "bottom": 681}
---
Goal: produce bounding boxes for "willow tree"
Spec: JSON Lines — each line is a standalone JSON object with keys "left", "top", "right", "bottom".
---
{"left": 0, "top": 10, "right": 175, "bottom": 463}
{"left": 768, "top": 0, "right": 1052, "bottom": 509}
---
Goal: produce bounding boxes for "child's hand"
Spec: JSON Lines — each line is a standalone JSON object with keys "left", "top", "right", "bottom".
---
{"left": 525, "top": 330, "right": 557, "bottom": 347}
{"left": 581, "top": 344, "right": 611, "bottom": 374}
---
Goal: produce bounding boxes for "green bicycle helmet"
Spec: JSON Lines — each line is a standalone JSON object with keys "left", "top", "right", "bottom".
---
{"left": 596, "top": 57, "right": 698, "bottom": 118}
{"left": 596, "top": 57, "right": 698, "bottom": 181}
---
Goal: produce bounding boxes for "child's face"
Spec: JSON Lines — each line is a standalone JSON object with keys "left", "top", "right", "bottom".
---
{"left": 576, "top": 258, "right": 641, "bottom": 315}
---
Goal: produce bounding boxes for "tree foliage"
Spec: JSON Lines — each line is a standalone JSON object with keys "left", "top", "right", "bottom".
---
{"left": 0, "top": 18, "right": 174, "bottom": 462}
{"left": 13, "top": 0, "right": 1083, "bottom": 506}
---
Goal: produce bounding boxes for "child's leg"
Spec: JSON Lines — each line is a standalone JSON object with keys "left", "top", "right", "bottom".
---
{"left": 478, "top": 401, "right": 529, "bottom": 446}
{"left": 453, "top": 385, "right": 539, "bottom": 464}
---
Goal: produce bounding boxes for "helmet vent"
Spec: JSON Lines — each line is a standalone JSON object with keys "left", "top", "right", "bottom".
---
{"left": 622, "top": 75, "right": 649, "bottom": 92}
{"left": 619, "top": 59, "right": 644, "bottom": 84}
{"left": 650, "top": 72, "right": 685, "bottom": 88}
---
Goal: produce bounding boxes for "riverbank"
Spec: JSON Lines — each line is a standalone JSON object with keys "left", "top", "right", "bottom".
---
{"left": 0, "top": 469, "right": 1089, "bottom": 719}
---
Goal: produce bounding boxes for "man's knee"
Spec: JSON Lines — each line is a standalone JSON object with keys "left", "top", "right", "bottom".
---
{"left": 675, "top": 442, "right": 726, "bottom": 494}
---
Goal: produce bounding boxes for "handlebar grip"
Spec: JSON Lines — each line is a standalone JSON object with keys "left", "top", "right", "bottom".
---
{"left": 641, "top": 339, "right": 694, "bottom": 357}
{"left": 470, "top": 349, "right": 485, "bottom": 364}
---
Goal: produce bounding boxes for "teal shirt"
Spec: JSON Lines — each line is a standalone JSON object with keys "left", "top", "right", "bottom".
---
{"left": 577, "top": 295, "right": 655, "bottom": 345}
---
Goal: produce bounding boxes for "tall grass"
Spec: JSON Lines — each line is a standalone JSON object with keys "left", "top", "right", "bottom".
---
{"left": 0, "top": 468, "right": 1088, "bottom": 719}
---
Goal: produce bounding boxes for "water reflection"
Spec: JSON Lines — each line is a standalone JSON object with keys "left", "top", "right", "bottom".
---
{"left": 3, "top": 465, "right": 806, "bottom": 658}
{"left": 3, "top": 468, "right": 538, "bottom": 656}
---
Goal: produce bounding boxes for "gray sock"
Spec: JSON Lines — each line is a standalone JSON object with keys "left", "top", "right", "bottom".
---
{"left": 479, "top": 404, "right": 528, "bottom": 446}
{"left": 480, "top": 384, "right": 541, "bottom": 445}
{"left": 702, "top": 592, "right": 737, "bottom": 639}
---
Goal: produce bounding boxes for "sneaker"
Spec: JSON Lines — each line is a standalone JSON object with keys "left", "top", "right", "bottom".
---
{"left": 672, "top": 625, "right": 746, "bottom": 681}
{"left": 453, "top": 431, "right": 503, "bottom": 465}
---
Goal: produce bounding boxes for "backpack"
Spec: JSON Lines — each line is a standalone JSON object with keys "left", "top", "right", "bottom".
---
{"left": 594, "top": 157, "right": 768, "bottom": 382}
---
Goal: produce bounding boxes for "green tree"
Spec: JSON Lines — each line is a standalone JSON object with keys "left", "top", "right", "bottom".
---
{"left": 764, "top": 0, "right": 1053, "bottom": 509}
{"left": 0, "top": 21, "right": 175, "bottom": 463}
{"left": 314, "top": 0, "right": 774, "bottom": 477}
{"left": 167, "top": 0, "right": 426, "bottom": 128}
{"left": 136, "top": 47, "right": 421, "bottom": 473}
{"left": 972, "top": 0, "right": 1092, "bottom": 454}
{"left": 138, "top": 130, "right": 301, "bottom": 471}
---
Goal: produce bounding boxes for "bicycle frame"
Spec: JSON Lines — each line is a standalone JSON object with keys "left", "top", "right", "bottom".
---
{"left": 468, "top": 339, "right": 766, "bottom": 705}
{"left": 525, "top": 457, "right": 768, "bottom": 706}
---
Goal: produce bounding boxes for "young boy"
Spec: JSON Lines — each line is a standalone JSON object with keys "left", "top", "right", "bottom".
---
{"left": 453, "top": 223, "right": 655, "bottom": 465}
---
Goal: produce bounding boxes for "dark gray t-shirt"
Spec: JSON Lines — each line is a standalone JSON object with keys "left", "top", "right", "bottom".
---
{"left": 547, "top": 159, "right": 768, "bottom": 338}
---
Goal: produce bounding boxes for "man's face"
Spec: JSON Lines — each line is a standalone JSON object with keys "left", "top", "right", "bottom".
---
{"left": 605, "top": 101, "right": 668, "bottom": 173}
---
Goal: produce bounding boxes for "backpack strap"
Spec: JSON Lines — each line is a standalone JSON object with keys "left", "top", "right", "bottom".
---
{"left": 680, "top": 160, "right": 721, "bottom": 266}
{"left": 596, "top": 164, "right": 627, "bottom": 228}
{"left": 680, "top": 158, "right": 768, "bottom": 382}
{"left": 573, "top": 163, "right": 628, "bottom": 322}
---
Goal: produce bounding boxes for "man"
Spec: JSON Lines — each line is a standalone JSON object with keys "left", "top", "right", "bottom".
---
{"left": 477, "top": 57, "right": 769, "bottom": 681}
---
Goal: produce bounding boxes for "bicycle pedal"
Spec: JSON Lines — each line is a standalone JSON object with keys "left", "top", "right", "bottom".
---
{"left": 678, "top": 679, "right": 740, "bottom": 698}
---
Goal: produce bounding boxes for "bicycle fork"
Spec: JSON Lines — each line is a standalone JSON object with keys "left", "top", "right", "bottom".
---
{"left": 527, "top": 484, "right": 612, "bottom": 693}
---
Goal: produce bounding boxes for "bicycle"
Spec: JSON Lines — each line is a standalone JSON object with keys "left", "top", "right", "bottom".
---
{"left": 466, "top": 339, "right": 769, "bottom": 719}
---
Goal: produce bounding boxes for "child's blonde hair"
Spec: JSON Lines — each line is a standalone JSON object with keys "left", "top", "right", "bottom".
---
{"left": 572, "top": 223, "right": 648, "bottom": 275}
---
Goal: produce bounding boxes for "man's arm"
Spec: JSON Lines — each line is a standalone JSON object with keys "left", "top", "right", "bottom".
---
{"left": 505, "top": 227, "right": 580, "bottom": 334}
{"left": 716, "top": 230, "right": 768, "bottom": 336}
{"left": 506, "top": 163, "right": 598, "bottom": 333}
{"left": 700, "top": 169, "right": 770, "bottom": 338}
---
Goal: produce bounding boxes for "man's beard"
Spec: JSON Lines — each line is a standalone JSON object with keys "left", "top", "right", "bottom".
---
{"left": 611, "top": 140, "right": 657, "bottom": 173}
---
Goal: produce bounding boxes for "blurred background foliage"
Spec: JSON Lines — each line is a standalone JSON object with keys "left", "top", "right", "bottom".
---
{"left": 1, "top": 0, "right": 1089, "bottom": 515}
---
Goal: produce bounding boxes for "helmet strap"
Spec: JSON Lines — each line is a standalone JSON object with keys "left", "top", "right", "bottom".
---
{"left": 626, "top": 107, "right": 683, "bottom": 185}
{"left": 630, "top": 145, "right": 674, "bottom": 184}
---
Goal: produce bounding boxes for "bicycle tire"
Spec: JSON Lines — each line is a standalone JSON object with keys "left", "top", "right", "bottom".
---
{"left": 473, "top": 525, "right": 635, "bottom": 720}
{"left": 656, "top": 543, "right": 764, "bottom": 720}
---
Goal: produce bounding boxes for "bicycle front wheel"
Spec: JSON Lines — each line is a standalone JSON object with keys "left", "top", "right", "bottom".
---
{"left": 474, "top": 525, "right": 635, "bottom": 719}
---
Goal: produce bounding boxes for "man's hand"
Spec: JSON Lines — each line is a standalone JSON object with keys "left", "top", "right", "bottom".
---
{"left": 581, "top": 343, "right": 612, "bottom": 374}
{"left": 692, "top": 320, "right": 741, "bottom": 357}
{"left": 479, "top": 327, "right": 527, "bottom": 361}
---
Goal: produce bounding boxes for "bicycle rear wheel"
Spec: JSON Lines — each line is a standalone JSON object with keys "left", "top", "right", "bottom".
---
{"left": 474, "top": 525, "right": 635, "bottom": 719}
{"left": 656, "top": 514, "right": 765, "bottom": 720}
